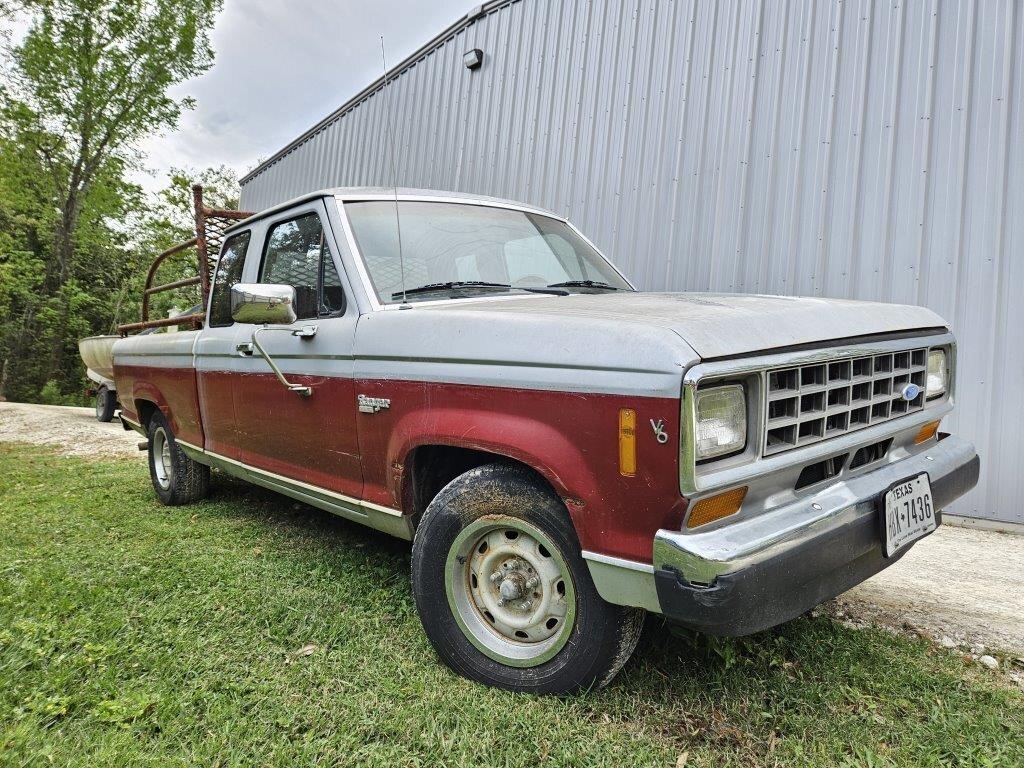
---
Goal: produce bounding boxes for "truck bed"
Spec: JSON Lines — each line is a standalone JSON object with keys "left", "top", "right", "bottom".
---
{"left": 112, "top": 331, "right": 205, "bottom": 447}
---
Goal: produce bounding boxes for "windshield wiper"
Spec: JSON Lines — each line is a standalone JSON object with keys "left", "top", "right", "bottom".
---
{"left": 392, "top": 281, "right": 512, "bottom": 299}
{"left": 546, "top": 279, "right": 621, "bottom": 291}
{"left": 393, "top": 281, "right": 573, "bottom": 299}
{"left": 518, "top": 286, "right": 570, "bottom": 296}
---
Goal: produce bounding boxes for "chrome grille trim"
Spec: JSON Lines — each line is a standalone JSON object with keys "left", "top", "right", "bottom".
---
{"left": 763, "top": 348, "right": 927, "bottom": 455}
{"left": 680, "top": 332, "right": 955, "bottom": 497}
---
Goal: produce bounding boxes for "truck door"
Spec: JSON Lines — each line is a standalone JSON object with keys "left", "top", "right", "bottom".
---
{"left": 196, "top": 229, "right": 252, "bottom": 460}
{"left": 230, "top": 200, "right": 363, "bottom": 500}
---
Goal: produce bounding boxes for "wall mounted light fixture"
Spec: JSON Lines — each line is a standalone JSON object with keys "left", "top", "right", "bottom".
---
{"left": 463, "top": 48, "right": 483, "bottom": 70}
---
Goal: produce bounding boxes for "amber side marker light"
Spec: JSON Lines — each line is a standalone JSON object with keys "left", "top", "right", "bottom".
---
{"left": 914, "top": 420, "right": 941, "bottom": 445}
{"left": 618, "top": 408, "right": 637, "bottom": 477}
{"left": 687, "top": 486, "right": 748, "bottom": 529}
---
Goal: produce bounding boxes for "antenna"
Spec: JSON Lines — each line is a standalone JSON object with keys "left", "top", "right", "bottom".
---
{"left": 380, "top": 36, "right": 408, "bottom": 304}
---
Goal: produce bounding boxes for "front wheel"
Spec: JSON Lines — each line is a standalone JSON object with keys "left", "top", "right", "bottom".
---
{"left": 147, "top": 411, "right": 209, "bottom": 506}
{"left": 411, "top": 463, "right": 644, "bottom": 694}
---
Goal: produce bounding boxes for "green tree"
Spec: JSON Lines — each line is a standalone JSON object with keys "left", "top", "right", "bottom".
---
{"left": 0, "top": 0, "right": 221, "bottom": 399}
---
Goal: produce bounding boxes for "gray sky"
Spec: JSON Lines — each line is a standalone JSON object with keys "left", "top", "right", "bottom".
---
{"left": 134, "top": 0, "right": 471, "bottom": 192}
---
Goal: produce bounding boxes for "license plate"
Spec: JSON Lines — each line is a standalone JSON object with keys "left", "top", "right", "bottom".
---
{"left": 882, "top": 473, "right": 936, "bottom": 557}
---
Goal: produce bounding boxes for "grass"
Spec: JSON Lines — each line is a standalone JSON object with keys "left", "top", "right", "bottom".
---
{"left": 0, "top": 443, "right": 1021, "bottom": 767}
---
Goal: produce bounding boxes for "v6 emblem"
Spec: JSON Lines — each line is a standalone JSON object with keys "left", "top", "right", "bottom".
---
{"left": 650, "top": 418, "right": 669, "bottom": 445}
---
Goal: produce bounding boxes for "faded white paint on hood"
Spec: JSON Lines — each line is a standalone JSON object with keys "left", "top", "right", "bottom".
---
{"left": 432, "top": 292, "right": 947, "bottom": 359}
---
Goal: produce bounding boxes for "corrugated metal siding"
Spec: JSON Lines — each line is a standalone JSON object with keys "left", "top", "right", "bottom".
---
{"left": 240, "top": 0, "right": 1023, "bottom": 524}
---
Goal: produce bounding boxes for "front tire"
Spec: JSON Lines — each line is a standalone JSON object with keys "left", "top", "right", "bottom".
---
{"left": 95, "top": 386, "right": 115, "bottom": 422}
{"left": 411, "top": 463, "right": 643, "bottom": 694}
{"left": 147, "top": 411, "right": 209, "bottom": 506}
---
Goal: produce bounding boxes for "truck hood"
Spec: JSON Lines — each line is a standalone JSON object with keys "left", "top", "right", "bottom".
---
{"left": 427, "top": 292, "right": 947, "bottom": 359}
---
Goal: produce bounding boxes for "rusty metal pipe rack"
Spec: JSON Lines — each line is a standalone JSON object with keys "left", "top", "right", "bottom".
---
{"left": 118, "top": 185, "right": 252, "bottom": 336}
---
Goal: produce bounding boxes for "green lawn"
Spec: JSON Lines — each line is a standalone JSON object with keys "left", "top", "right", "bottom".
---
{"left": 1, "top": 443, "right": 1021, "bottom": 767}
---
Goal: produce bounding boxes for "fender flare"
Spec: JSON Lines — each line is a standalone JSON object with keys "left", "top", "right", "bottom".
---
{"left": 390, "top": 406, "right": 601, "bottom": 516}
{"left": 131, "top": 382, "right": 175, "bottom": 433}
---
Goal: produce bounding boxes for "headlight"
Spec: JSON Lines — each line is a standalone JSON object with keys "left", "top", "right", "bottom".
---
{"left": 694, "top": 385, "right": 747, "bottom": 460}
{"left": 926, "top": 349, "right": 947, "bottom": 398}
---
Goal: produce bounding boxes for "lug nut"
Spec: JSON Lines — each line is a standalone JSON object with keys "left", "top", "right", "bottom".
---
{"left": 489, "top": 571, "right": 503, "bottom": 583}
{"left": 525, "top": 576, "right": 540, "bottom": 589}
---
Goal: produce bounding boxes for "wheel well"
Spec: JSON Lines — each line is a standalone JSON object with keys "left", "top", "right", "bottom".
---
{"left": 403, "top": 445, "right": 560, "bottom": 528}
{"left": 135, "top": 399, "right": 158, "bottom": 430}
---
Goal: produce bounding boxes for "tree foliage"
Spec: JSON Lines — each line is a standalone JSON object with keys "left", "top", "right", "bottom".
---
{"left": 0, "top": 0, "right": 224, "bottom": 401}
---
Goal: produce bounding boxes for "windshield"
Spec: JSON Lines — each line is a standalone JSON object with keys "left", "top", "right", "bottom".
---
{"left": 343, "top": 200, "right": 632, "bottom": 304}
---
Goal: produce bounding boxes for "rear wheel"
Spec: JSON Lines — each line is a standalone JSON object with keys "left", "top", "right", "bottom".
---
{"left": 94, "top": 386, "right": 115, "bottom": 422}
{"left": 411, "top": 463, "right": 644, "bottom": 694}
{"left": 147, "top": 411, "right": 209, "bottom": 505}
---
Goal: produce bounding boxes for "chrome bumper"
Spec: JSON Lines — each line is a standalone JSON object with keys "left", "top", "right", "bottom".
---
{"left": 652, "top": 435, "right": 979, "bottom": 635}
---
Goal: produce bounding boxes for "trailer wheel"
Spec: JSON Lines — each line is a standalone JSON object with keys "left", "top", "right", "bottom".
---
{"left": 147, "top": 411, "right": 209, "bottom": 505}
{"left": 94, "top": 386, "right": 116, "bottom": 422}
{"left": 411, "top": 463, "right": 644, "bottom": 694}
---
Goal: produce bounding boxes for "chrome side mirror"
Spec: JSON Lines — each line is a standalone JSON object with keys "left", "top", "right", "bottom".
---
{"left": 230, "top": 283, "right": 297, "bottom": 325}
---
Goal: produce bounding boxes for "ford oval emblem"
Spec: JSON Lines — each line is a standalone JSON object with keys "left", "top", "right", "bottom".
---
{"left": 900, "top": 383, "right": 921, "bottom": 402}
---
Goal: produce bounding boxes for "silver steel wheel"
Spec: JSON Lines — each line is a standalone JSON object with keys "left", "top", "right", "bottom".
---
{"left": 445, "top": 516, "right": 576, "bottom": 667}
{"left": 152, "top": 427, "right": 173, "bottom": 491}
{"left": 94, "top": 390, "right": 105, "bottom": 419}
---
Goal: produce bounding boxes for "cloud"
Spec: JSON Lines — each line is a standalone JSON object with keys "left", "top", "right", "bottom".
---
{"left": 133, "top": 0, "right": 469, "bottom": 192}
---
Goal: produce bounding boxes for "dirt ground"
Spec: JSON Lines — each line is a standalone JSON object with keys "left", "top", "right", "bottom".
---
{"left": 824, "top": 526, "right": 1024, "bottom": 658}
{"left": 2, "top": 400, "right": 1022, "bottom": 669}
{"left": 0, "top": 401, "right": 141, "bottom": 458}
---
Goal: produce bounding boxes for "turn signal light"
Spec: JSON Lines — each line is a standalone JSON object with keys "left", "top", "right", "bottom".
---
{"left": 914, "top": 420, "right": 941, "bottom": 445}
{"left": 687, "top": 486, "right": 747, "bottom": 529}
{"left": 618, "top": 408, "right": 637, "bottom": 477}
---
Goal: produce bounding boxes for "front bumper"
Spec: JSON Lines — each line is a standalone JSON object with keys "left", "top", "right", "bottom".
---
{"left": 652, "top": 435, "right": 979, "bottom": 636}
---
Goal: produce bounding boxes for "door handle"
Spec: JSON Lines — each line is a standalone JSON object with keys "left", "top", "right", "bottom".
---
{"left": 236, "top": 342, "right": 254, "bottom": 356}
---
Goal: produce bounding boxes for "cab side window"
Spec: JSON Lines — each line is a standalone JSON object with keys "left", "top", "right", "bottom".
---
{"left": 260, "top": 212, "right": 345, "bottom": 320}
{"left": 208, "top": 230, "right": 251, "bottom": 327}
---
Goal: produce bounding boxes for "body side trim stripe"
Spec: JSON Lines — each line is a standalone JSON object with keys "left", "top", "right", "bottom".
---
{"left": 356, "top": 355, "right": 662, "bottom": 374}
{"left": 582, "top": 550, "right": 656, "bottom": 574}
{"left": 115, "top": 362, "right": 680, "bottom": 399}
{"left": 130, "top": 354, "right": 663, "bottom": 378}
{"left": 176, "top": 439, "right": 403, "bottom": 517}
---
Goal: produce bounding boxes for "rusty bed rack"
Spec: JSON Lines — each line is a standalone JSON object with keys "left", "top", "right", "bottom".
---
{"left": 117, "top": 185, "right": 253, "bottom": 335}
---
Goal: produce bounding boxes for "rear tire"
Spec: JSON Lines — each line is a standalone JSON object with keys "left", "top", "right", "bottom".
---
{"left": 95, "top": 386, "right": 115, "bottom": 422}
{"left": 147, "top": 411, "right": 209, "bottom": 506}
{"left": 411, "top": 463, "right": 643, "bottom": 694}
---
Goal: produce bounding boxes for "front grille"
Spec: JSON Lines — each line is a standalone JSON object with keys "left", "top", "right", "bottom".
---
{"left": 763, "top": 348, "right": 927, "bottom": 455}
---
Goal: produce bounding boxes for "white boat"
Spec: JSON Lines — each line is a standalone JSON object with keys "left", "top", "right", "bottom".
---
{"left": 78, "top": 335, "right": 119, "bottom": 421}
{"left": 78, "top": 335, "right": 117, "bottom": 387}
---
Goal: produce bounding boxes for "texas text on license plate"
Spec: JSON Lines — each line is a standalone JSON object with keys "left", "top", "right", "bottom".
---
{"left": 882, "top": 473, "right": 936, "bottom": 557}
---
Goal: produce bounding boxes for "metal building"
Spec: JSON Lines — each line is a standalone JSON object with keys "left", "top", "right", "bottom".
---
{"left": 239, "top": 0, "right": 1023, "bottom": 527}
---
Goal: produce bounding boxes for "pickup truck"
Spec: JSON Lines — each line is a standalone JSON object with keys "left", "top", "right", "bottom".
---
{"left": 113, "top": 188, "right": 980, "bottom": 694}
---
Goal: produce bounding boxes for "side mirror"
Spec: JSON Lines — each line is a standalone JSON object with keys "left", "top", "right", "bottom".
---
{"left": 230, "top": 283, "right": 297, "bottom": 325}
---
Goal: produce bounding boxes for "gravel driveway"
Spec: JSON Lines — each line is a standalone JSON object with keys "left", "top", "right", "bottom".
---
{"left": 0, "top": 401, "right": 141, "bottom": 458}
{"left": 3, "top": 400, "right": 1022, "bottom": 662}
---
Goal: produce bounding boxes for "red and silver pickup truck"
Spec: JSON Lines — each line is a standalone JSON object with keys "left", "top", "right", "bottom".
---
{"left": 113, "top": 188, "right": 979, "bottom": 694}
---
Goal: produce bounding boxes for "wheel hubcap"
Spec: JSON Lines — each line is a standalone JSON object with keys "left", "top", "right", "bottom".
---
{"left": 152, "top": 428, "right": 172, "bottom": 490}
{"left": 446, "top": 516, "right": 576, "bottom": 667}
